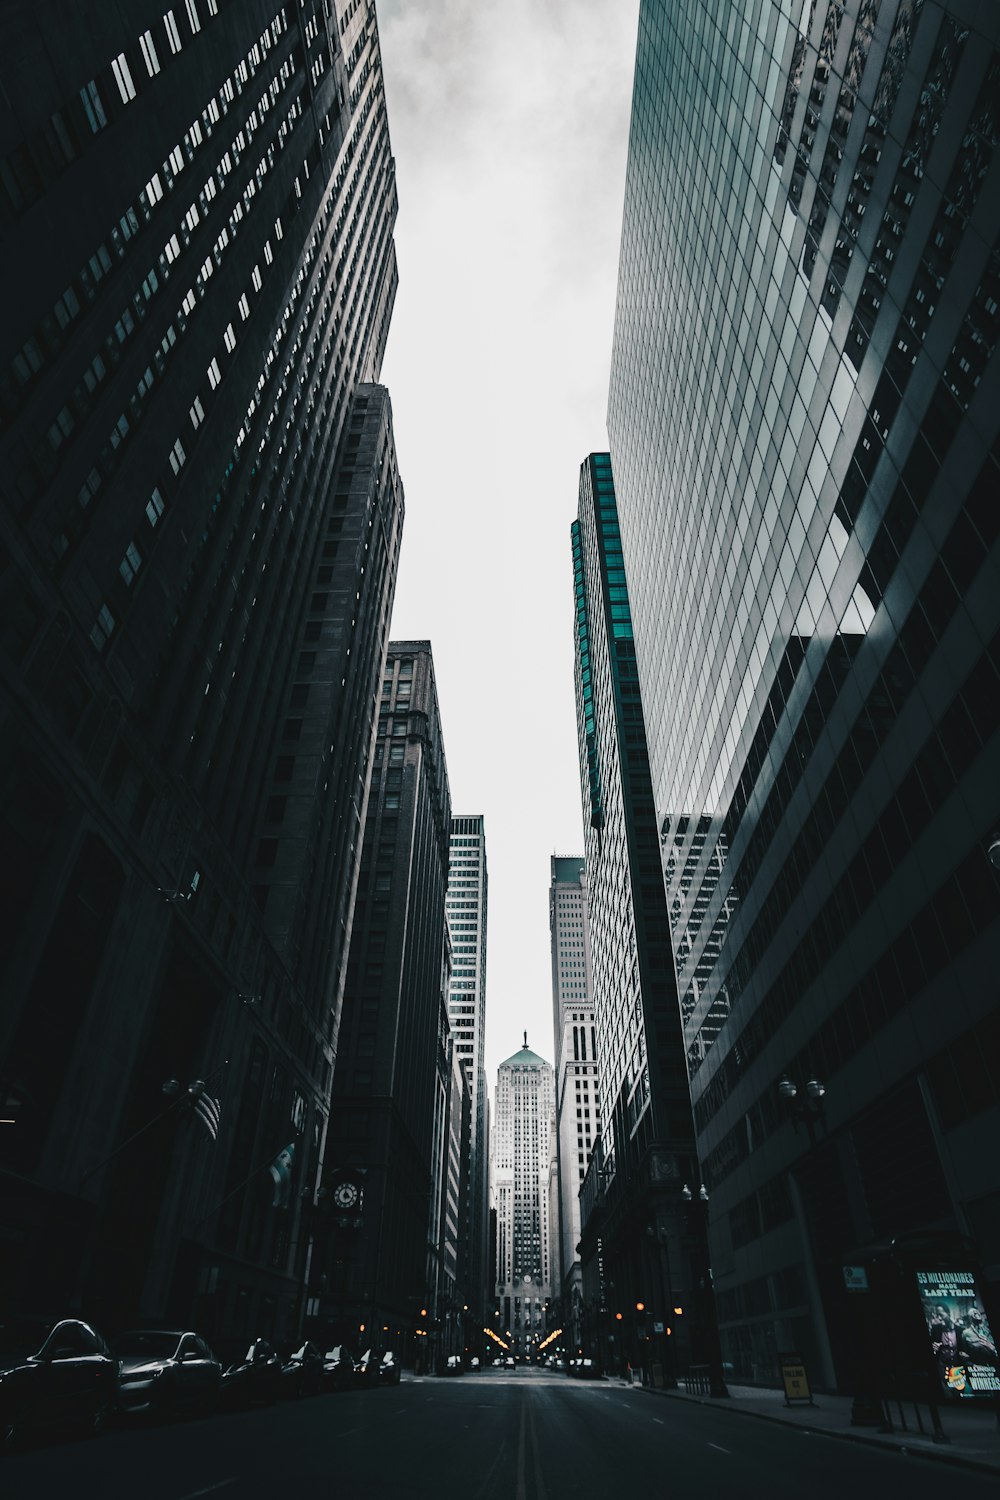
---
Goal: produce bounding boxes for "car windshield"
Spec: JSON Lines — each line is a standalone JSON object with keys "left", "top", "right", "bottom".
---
{"left": 115, "top": 1331, "right": 181, "bottom": 1359}
{"left": 0, "top": 1320, "right": 51, "bottom": 1361}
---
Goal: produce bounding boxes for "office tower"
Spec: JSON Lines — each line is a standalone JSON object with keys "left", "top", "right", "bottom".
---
{"left": 548, "top": 855, "right": 600, "bottom": 1342}
{"left": 446, "top": 815, "right": 490, "bottom": 1330}
{"left": 436, "top": 1034, "right": 472, "bottom": 1365}
{"left": 0, "top": 1, "right": 403, "bottom": 1338}
{"left": 493, "top": 1038, "right": 555, "bottom": 1359}
{"left": 323, "top": 642, "right": 453, "bottom": 1358}
{"left": 608, "top": 0, "right": 1000, "bottom": 1392}
{"left": 572, "top": 455, "right": 712, "bottom": 1385}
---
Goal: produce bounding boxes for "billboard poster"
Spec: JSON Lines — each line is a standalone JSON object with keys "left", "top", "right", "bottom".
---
{"left": 916, "top": 1269, "right": 1000, "bottom": 1399}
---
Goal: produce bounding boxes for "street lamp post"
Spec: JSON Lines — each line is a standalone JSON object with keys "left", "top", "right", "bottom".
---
{"left": 777, "top": 1075, "right": 883, "bottom": 1423}
{"left": 645, "top": 1222, "right": 678, "bottom": 1388}
{"left": 681, "top": 1183, "right": 730, "bottom": 1398}
{"left": 778, "top": 1075, "right": 827, "bottom": 1146}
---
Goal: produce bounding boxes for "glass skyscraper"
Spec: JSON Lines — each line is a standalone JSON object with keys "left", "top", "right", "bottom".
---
{"left": 548, "top": 854, "right": 598, "bottom": 1340}
{"left": 572, "top": 455, "right": 714, "bottom": 1385}
{"left": 446, "top": 815, "right": 490, "bottom": 1326}
{"left": 609, "top": 0, "right": 1000, "bottom": 1390}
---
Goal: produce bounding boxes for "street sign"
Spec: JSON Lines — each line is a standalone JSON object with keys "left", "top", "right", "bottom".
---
{"left": 842, "top": 1264, "right": 869, "bottom": 1293}
{"left": 778, "top": 1351, "right": 813, "bottom": 1406}
{"left": 653, "top": 1320, "right": 665, "bottom": 1333}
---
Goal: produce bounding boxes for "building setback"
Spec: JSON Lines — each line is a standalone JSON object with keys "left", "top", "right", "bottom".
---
{"left": 446, "top": 815, "right": 491, "bottom": 1336}
{"left": 493, "top": 1039, "right": 555, "bottom": 1359}
{"left": 0, "top": 0, "right": 403, "bottom": 1344}
{"left": 322, "top": 642, "right": 454, "bottom": 1364}
{"left": 608, "top": 0, "right": 1000, "bottom": 1392}
{"left": 572, "top": 455, "right": 715, "bottom": 1384}
{"left": 548, "top": 854, "right": 600, "bottom": 1348}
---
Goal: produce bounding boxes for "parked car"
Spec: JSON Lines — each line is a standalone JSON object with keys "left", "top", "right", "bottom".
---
{"left": 443, "top": 1354, "right": 464, "bottom": 1375}
{"left": 279, "top": 1340, "right": 323, "bottom": 1398}
{"left": 219, "top": 1338, "right": 282, "bottom": 1408}
{"left": 503, "top": 1355, "right": 516, "bottom": 1369}
{"left": 550, "top": 1357, "right": 568, "bottom": 1373}
{"left": 114, "top": 1329, "right": 221, "bottom": 1417}
{"left": 353, "top": 1348, "right": 401, "bottom": 1387}
{"left": 322, "top": 1344, "right": 356, "bottom": 1393}
{"left": 576, "top": 1357, "right": 602, "bottom": 1380}
{"left": 0, "top": 1316, "right": 118, "bottom": 1450}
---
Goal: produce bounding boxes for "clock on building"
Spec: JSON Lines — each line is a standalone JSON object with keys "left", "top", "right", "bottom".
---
{"left": 333, "top": 1180, "right": 360, "bottom": 1210}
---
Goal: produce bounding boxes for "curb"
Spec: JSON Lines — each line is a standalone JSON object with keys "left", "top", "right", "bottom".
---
{"left": 636, "top": 1384, "right": 1000, "bottom": 1478}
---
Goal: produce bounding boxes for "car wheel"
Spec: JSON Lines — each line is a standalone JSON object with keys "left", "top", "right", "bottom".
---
{"left": 88, "top": 1397, "right": 112, "bottom": 1438}
{"left": 2, "top": 1409, "right": 27, "bottom": 1451}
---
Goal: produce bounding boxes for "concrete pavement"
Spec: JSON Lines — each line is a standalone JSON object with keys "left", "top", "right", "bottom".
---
{"left": 633, "top": 1375, "right": 1000, "bottom": 1474}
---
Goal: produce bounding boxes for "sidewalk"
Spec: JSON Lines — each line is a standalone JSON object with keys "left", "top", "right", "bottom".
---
{"left": 634, "top": 1377, "right": 1000, "bottom": 1474}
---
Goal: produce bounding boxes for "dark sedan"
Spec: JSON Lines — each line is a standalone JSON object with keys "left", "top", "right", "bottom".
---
{"left": 0, "top": 1317, "right": 118, "bottom": 1450}
{"left": 220, "top": 1338, "right": 282, "bottom": 1408}
{"left": 322, "top": 1344, "right": 356, "bottom": 1393}
{"left": 114, "top": 1330, "right": 221, "bottom": 1417}
{"left": 279, "top": 1341, "right": 324, "bottom": 1398}
{"left": 353, "top": 1348, "right": 401, "bottom": 1387}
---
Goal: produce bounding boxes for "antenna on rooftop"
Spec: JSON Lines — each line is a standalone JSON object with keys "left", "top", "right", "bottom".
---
{"left": 523, "top": 1030, "right": 528, "bottom": 1049}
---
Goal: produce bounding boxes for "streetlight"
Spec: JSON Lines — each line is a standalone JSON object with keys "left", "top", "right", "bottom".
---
{"left": 680, "top": 1183, "right": 730, "bottom": 1398}
{"left": 778, "top": 1076, "right": 827, "bottom": 1146}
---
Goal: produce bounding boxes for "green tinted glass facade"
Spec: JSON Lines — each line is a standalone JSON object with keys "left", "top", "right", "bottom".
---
{"left": 609, "top": 0, "right": 1000, "bottom": 1388}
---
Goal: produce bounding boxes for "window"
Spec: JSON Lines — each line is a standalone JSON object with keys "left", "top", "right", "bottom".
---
{"left": 79, "top": 80, "right": 108, "bottom": 135}
{"left": 168, "top": 438, "right": 186, "bottom": 474}
{"left": 111, "top": 53, "right": 138, "bottom": 104}
{"left": 185, "top": 0, "right": 201, "bottom": 34}
{"left": 223, "top": 323, "right": 236, "bottom": 353}
{"left": 119, "top": 541, "right": 142, "bottom": 585}
{"left": 90, "top": 604, "right": 116, "bottom": 652}
{"left": 140, "top": 30, "right": 161, "bottom": 77}
{"left": 189, "top": 395, "right": 205, "bottom": 429}
{"left": 146, "top": 487, "right": 165, "bottom": 526}
{"left": 207, "top": 357, "right": 221, "bottom": 389}
{"left": 164, "top": 10, "right": 183, "bottom": 54}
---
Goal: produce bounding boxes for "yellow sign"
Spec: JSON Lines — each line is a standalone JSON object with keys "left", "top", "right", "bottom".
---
{"left": 779, "top": 1352, "right": 812, "bottom": 1406}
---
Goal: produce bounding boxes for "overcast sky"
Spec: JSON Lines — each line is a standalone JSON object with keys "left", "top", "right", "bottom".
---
{"left": 377, "top": 0, "right": 640, "bottom": 1088}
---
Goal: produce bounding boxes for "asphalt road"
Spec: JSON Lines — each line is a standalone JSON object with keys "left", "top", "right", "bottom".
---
{"left": 4, "top": 1366, "right": 996, "bottom": 1499}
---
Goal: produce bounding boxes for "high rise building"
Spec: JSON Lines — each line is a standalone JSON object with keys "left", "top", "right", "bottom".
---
{"left": 446, "top": 815, "right": 490, "bottom": 1329}
{"left": 0, "top": 0, "right": 403, "bottom": 1341}
{"left": 323, "top": 642, "right": 453, "bottom": 1359}
{"left": 548, "top": 855, "right": 599, "bottom": 1343}
{"left": 571, "top": 455, "right": 713, "bottom": 1385}
{"left": 608, "top": 0, "right": 1000, "bottom": 1391}
{"left": 493, "top": 1039, "right": 555, "bottom": 1359}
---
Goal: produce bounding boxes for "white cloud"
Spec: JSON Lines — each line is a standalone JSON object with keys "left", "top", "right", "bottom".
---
{"left": 378, "top": 0, "right": 640, "bottom": 1083}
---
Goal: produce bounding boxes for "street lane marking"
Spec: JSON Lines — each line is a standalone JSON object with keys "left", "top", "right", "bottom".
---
{"left": 707, "top": 1443, "right": 731, "bottom": 1454}
{"left": 515, "top": 1401, "right": 527, "bottom": 1500}
{"left": 653, "top": 1418, "right": 664, "bottom": 1424}
{"left": 528, "top": 1398, "right": 549, "bottom": 1500}
{"left": 177, "top": 1482, "right": 236, "bottom": 1500}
